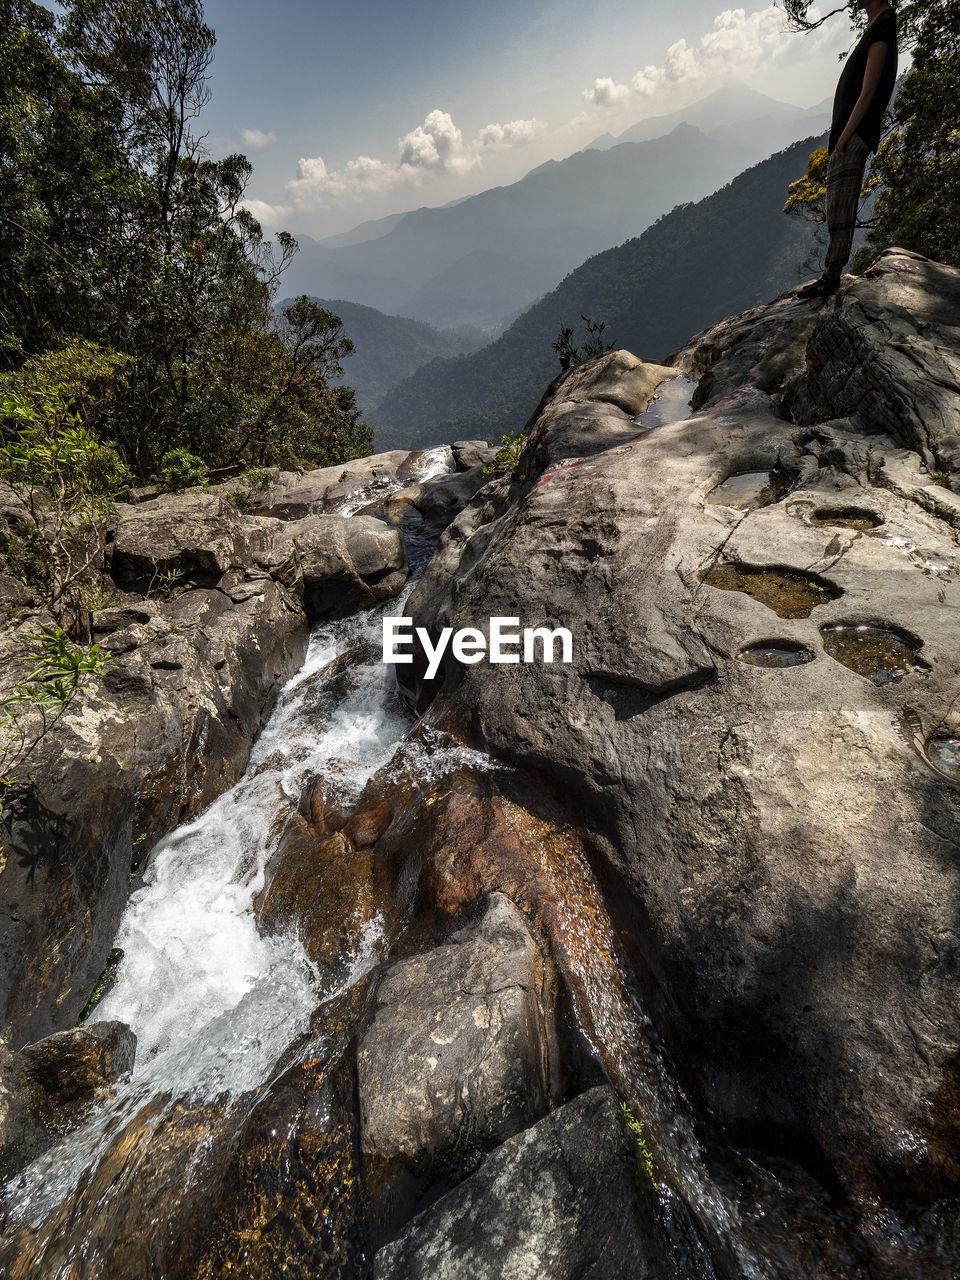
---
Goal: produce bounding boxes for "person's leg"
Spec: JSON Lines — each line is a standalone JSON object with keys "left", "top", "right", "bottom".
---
{"left": 823, "top": 133, "right": 871, "bottom": 280}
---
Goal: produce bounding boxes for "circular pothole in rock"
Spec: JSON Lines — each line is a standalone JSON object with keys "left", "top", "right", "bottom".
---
{"left": 707, "top": 470, "right": 792, "bottom": 510}
{"left": 926, "top": 737, "right": 960, "bottom": 780}
{"left": 700, "top": 563, "right": 842, "bottom": 619}
{"left": 819, "top": 623, "right": 929, "bottom": 684}
{"left": 737, "top": 642, "right": 816, "bottom": 668}
{"left": 810, "top": 506, "right": 884, "bottom": 532}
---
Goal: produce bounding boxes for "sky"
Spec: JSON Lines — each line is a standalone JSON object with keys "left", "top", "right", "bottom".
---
{"left": 199, "top": 0, "right": 860, "bottom": 241}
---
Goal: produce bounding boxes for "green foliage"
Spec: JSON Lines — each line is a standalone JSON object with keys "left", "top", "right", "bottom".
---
{"left": 784, "top": 146, "right": 829, "bottom": 223}
{"left": 0, "top": 389, "right": 129, "bottom": 613}
{"left": 621, "top": 1102, "right": 660, "bottom": 1195}
{"left": 866, "top": 1, "right": 960, "bottom": 265}
{"left": 0, "top": 623, "right": 108, "bottom": 803}
{"left": 159, "top": 448, "right": 209, "bottom": 492}
{"left": 1, "top": 1, "right": 371, "bottom": 477}
{"left": 482, "top": 430, "right": 526, "bottom": 478}
{"left": 551, "top": 316, "right": 615, "bottom": 367}
{"left": 144, "top": 557, "right": 186, "bottom": 601}
{"left": 225, "top": 466, "right": 275, "bottom": 510}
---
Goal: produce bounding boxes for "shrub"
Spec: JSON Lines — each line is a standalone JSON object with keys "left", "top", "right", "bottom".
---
{"left": 159, "top": 449, "right": 210, "bottom": 492}
{"left": 482, "top": 430, "right": 527, "bottom": 479}
{"left": 0, "top": 389, "right": 129, "bottom": 616}
{"left": 0, "top": 624, "right": 108, "bottom": 817}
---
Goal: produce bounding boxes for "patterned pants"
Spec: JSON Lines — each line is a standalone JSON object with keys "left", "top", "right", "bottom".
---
{"left": 824, "top": 133, "right": 871, "bottom": 276}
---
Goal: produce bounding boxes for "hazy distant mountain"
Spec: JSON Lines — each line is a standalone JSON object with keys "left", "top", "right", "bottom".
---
{"left": 281, "top": 88, "right": 831, "bottom": 334}
{"left": 587, "top": 85, "right": 830, "bottom": 150}
{"left": 315, "top": 213, "right": 407, "bottom": 249}
{"left": 370, "top": 133, "right": 827, "bottom": 450}
{"left": 284, "top": 297, "right": 485, "bottom": 419}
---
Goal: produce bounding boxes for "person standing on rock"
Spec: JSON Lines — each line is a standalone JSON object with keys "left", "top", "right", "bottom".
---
{"left": 798, "top": 0, "right": 898, "bottom": 299}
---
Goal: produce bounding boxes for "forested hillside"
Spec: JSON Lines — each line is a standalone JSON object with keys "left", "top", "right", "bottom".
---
{"left": 284, "top": 299, "right": 485, "bottom": 418}
{"left": 372, "top": 134, "right": 827, "bottom": 450}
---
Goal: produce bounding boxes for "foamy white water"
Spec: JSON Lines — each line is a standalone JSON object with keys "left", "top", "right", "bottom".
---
{"left": 89, "top": 452, "right": 454, "bottom": 1098}
{"left": 1, "top": 450, "right": 458, "bottom": 1242}
{"left": 329, "top": 445, "right": 451, "bottom": 516}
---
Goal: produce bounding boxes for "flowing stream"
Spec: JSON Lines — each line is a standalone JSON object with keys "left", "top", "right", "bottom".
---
{"left": 0, "top": 449, "right": 454, "bottom": 1274}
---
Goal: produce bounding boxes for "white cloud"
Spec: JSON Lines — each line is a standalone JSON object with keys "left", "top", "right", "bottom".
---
{"left": 584, "top": 5, "right": 836, "bottom": 108}
{"left": 239, "top": 198, "right": 292, "bottom": 228}
{"left": 287, "top": 110, "right": 546, "bottom": 209}
{"left": 475, "top": 117, "right": 546, "bottom": 150}
{"left": 399, "top": 110, "right": 474, "bottom": 173}
{"left": 581, "top": 77, "right": 631, "bottom": 108}
{"left": 242, "top": 128, "right": 277, "bottom": 149}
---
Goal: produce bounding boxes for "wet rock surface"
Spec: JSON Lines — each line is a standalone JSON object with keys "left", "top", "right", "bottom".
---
{"left": 374, "top": 1086, "right": 681, "bottom": 1280}
{"left": 20, "top": 1022, "right": 136, "bottom": 1103}
{"left": 0, "top": 1042, "right": 42, "bottom": 1178}
{"left": 0, "top": 450, "right": 447, "bottom": 1045}
{"left": 357, "top": 893, "right": 554, "bottom": 1195}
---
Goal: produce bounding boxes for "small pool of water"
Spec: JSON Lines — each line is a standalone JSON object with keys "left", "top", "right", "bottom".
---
{"left": 926, "top": 738, "right": 960, "bottom": 779}
{"left": 634, "top": 377, "right": 698, "bottom": 430}
{"left": 810, "top": 507, "right": 884, "bottom": 532}
{"left": 737, "top": 643, "right": 816, "bottom": 669}
{"left": 700, "top": 563, "right": 842, "bottom": 619}
{"left": 820, "top": 624, "right": 928, "bottom": 684}
{"left": 707, "top": 470, "right": 792, "bottom": 511}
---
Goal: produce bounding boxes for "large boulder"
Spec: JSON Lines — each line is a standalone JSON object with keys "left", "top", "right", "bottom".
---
{"left": 397, "top": 255, "right": 960, "bottom": 1272}
{"left": 357, "top": 894, "right": 554, "bottom": 1190}
{"left": 374, "top": 1086, "right": 681, "bottom": 1280}
{"left": 786, "top": 248, "right": 960, "bottom": 477}
{"left": 110, "top": 492, "right": 270, "bottom": 587}
{"left": 451, "top": 440, "right": 497, "bottom": 472}
{"left": 21, "top": 1021, "right": 136, "bottom": 1103}
{"left": 280, "top": 513, "right": 408, "bottom": 621}
{"left": 412, "top": 467, "right": 491, "bottom": 527}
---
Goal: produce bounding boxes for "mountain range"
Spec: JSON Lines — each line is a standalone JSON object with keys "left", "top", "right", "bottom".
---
{"left": 282, "top": 86, "right": 830, "bottom": 334}
{"left": 369, "top": 132, "right": 828, "bottom": 450}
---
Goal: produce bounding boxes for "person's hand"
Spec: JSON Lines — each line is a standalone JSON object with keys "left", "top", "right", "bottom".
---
{"left": 835, "top": 133, "right": 849, "bottom": 153}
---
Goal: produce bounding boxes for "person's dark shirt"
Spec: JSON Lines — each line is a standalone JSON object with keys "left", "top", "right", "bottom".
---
{"left": 829, "top": 8, "right": 898, "bottom": 153}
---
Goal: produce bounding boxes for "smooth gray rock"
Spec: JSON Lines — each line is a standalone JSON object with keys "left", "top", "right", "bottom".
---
{"left": 357, "top": 894, "right": 552, "bottom": 1184}
{"left": 374, "top": 1086, "right": 679, "bottom": 1280}
{"left": 399, "top": 258, "right": 960, "bottom": 1226}
{"left": 21, "top": 1021, "right": 136, "bottom": 1102}
{"left": 413, "top": 467, "right": 490, "bottom": 527}
{"left": 279, "top": 513, "right": 408, "bottom": 621}
{"left": 451, "top": 440, "right": 496, "bottom": 472}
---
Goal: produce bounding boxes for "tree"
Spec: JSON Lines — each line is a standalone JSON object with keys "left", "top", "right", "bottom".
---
{"left": 862, "top": 0, "right": 960, "bottom": 265}
{"left": 0, "top": 1, "right": 371, "bottom": 475}
{"left": 0, "top": 1, "right": 129, "bottom": 361}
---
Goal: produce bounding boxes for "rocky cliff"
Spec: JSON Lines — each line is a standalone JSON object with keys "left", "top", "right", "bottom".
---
{"left": 1, "top": 248, "right": 958, "bottom": 1279}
